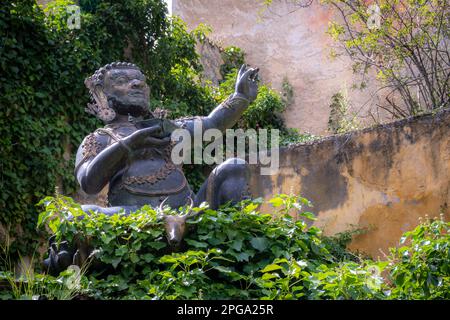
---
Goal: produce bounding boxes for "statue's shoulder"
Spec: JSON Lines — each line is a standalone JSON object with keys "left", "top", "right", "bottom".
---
{"left": 77, "top": 128, "right": 110, "bottom": 159}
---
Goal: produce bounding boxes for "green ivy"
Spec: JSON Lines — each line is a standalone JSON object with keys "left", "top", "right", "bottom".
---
{"left": 220, "top": 46, "right": 245, "bottom": 80}
{"left": 388, "top": 215, "right": 449, "bottom": 299}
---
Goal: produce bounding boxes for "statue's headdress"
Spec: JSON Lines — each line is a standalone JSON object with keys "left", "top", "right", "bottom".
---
{"left": 84, "top": 62, "right": 142, "bottom": 122}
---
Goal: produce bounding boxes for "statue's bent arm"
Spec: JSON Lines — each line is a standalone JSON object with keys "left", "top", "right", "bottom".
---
{"left": 175, "top": 64, "right": 259, "bottom": 139}
{"left": 203, "top": 93, "right": 250, "bottom": 132}
{"left": 75, "top": 132, "right": 128, "bottom": 195}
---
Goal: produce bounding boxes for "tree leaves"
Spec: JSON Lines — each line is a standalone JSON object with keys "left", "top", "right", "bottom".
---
{"left": 250, "top": 237, "right": 268, "bottom": 252}
{"left": 260, "top": 263, "right": 283, "bottom": 273}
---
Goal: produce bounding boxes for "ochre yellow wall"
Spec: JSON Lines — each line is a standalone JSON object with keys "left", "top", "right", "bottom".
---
{"left": 249, "top": 109, "right": 450, "bottom": 258}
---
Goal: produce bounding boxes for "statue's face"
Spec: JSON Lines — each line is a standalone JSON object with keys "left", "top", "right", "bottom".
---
{"left": 103, "top": 68, "right": 150, "bottom": 117}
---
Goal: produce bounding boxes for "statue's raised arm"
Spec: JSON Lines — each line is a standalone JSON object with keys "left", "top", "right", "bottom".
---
{"left": 175, "top": 64, "right": 260, "bottom": 134}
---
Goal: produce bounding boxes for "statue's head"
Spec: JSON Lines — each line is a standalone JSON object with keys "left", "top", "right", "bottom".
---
{"left": 85, "top": 62, "right": 150, "bottom": 123}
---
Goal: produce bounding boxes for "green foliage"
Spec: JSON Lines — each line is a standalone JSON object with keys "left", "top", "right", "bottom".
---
{"left": 322, "top": 228, "right": 368, "bottom": 262}
{"left": 216, "top": 69, "right": 286, "bottom": 131}
{"left": 35, "top": 194, "right": 339, "bottom": 299}
{"left": 215, "top": 69, "right": 319, "bottom": 145}
{"left": 1, "top": 1, "right": 307, "bottom": 256}
{"left": 0, "top": 237, "right": 90, "bottom": 300}
{"left": 0, "top": 268, "right": 90, "bottom": 300}
{"left": 327, "top": 91, "right": 361, "bottom": 134}
{"left": 281, "top": 77, "right": 294, "bottom": 107}
{"left": 387, "top": 215, "right": 449, "bottom": 299}
{"left": 191, "top": 23, "right": 213, "bottom": 44}
{"left": 324, "top": 0, "right": 450, "bottom": 117}
{"left": 242, "top": 86, "right": 286, "bottom": 130}
{"left": 279, "top": 128, "right": 318, "bottom": 146}
{"left": 0, "top": 194, "right": 447, "bottom": 300}
{"left": 220, "top": 46, "right": 245, "bottom": 79}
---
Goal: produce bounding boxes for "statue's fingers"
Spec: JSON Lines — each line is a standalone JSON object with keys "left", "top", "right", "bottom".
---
{"left": 249, "top": 68, "right": 260, "bottom": 81}
{"left": 242, "top": 68, "right": 255, "bottom": 81}
{"left": 238, "top": 64, "right": 246, "bottom": 78}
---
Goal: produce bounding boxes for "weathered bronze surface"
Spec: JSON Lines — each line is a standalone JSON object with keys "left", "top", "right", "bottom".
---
{"left": 43, "top": 62, "right": 259, "bottom": 274}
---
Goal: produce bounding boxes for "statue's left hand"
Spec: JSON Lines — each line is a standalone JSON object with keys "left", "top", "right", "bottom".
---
{"left": 234, "top": 64, "right": 259, "bottom": 103}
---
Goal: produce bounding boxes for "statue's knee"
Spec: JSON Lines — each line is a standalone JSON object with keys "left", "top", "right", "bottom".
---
{"left": 81, "top": 205, "right": 128, "bottom": 216}
{"left": 223, "top": 157, "right": 247, "bottom": 166}
{"left": 213, "top": 158, "right": 248, "bottom": 178}
{"left": 81, "top": 204, "right": 101, "bottom": 213}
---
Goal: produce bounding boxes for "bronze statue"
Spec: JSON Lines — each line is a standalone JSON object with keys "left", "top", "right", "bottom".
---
{"left": 43, "top": 62, "right": 259, "bottom": 274}
{"left": 76, "top": 61, "right": 259, "bottom": 213}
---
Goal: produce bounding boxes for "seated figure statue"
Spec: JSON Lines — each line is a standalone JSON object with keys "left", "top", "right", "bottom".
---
{"left": 76, "top": 62, "right": 259, "bottom": 214}
{"left": 43, "top": 62, "right": 260, "bottom": 275}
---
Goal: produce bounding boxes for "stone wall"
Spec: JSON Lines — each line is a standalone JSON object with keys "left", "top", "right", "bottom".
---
{"left": 248, "top": 108, "right": 450, "bottom": 258}
{"left": 173, "top": 0, "right": 390, "bottom": 135}
{"left": 196, "top": 39, "right": 224, "bottom": 86}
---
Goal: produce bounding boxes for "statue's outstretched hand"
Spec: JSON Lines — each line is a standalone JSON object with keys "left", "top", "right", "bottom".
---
{"left": 234, "top": 64, "right": 259, "bottom": 102}
{"left": 123, "top": 125, "right": 171, "bottom": 150}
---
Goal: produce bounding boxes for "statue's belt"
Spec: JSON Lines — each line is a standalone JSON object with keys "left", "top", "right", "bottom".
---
{"left": 120, "top": 164, "right": 187, "bottom": 196}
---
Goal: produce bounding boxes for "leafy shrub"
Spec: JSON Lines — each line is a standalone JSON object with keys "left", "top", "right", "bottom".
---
{"left": 387, "top": 215, "right": 449, "bottom": 299}
{"left": 279, "top": 128, "right": 319, "bottom": 146}
{"left": 220, "top": 46, "right": 245, "bottom": 79}
{"left": 0, "top": 240, "right": 90, "bottom": 300}
{"left": 1, "top": 1, "right": 306, "bottom": 257}
{"left": 0, "top": 194, "right": 447, "bottom": 300}
{"left": 35, "top": 194, "right": 337, "bottom": 299}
